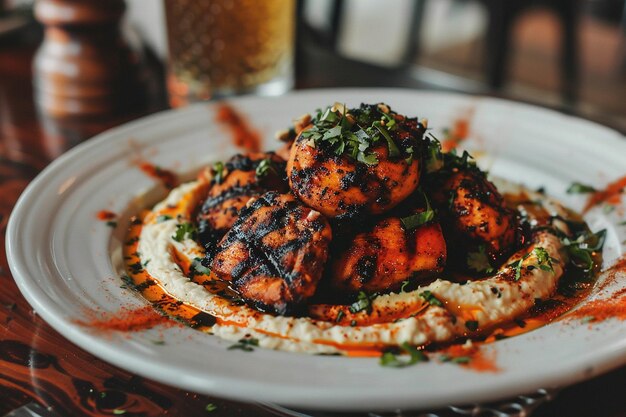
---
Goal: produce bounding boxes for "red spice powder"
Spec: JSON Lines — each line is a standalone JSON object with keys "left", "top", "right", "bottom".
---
{"left": 439, "top": 343, "right": 500, "bottom": 373}
{"left": 96, "top": 210, "right": 116, "bottom": 221}
{"left": 568, "top": 294, "right": 626, "bottom": 323}
{"left": 583, "top": 175, "right": 626, "bottom": 213}
{"left": 566, "top": 257, "right": 626, "bottom": 323}
{"left": 215, "top": 103, "right": 261, "bottom": 152}
{"left": 75, "top": 306, "right": 174, "bottom": 332}
{"left": 138, "top": 162, "right": 178, "bottom": 189}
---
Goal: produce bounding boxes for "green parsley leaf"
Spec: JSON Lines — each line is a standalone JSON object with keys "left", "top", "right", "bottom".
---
{"left": 156, "top": 214, "right": 173, "bottom": 222}
{"left": 357, "top": 151, "right": 379, "bottom": 165}
{"left": 465, "top": 320, "right": 479, "bottom": 331}
{"left": 190, "top": 257, "right": 211, "bottom": 276}
{"left": 533, "top": 247, "right": 554, "bottom": 274}
{"left": 112, "top": 410, "right": 127, "bottom": 415}
{"left": 400, "top": 279, "right": 413, "bottom": 293}
{"left": 172, "top": 222, "right": 197, "bottom": 242}
{"left": 212, "top": 161, "right": 225, "bottom": 184}
{"left": 400, "top": 192, "right": 435, "bottom": 230}
{"left": 419, "top": 290, "right": 443, "bottom": 307}
{"left": 228, "top": 338, "right": 259, "bottom": 352}
{"left": 562, "top": 229, "right": 606, "bottom": 273}
{"left": 106, "top": 221, "right": 117, "bottom": 228}
{"left": 255, "top": 158, "right": 277, "bottom": 178}
{"left": 349, "top": 291, "right": 374, "bottom": 314}
{"left": 566, "top": 182, "right": 597, "bottom": 194}
{"left": 379, "top": 342, "right": 429, "bottom": 368}
{"left": 205, "top": 403, "right": 218, "bottom": 412}
{"left": 335, "top": 310, "right": 345, "bottom": 323}
{"left": 424, "top": 136, "right": 444, "bottom": 173}
{"left": 373, "top": 121, "right": 400, "bottom": 157}
{"left": 128, "top": 261, "right": 144, "bottom": 275}
{"left": 467, "top": 245, "right": 494, "bottom": 274}
{"left": 400, "top": 211, "right": 434, "bottom": 230}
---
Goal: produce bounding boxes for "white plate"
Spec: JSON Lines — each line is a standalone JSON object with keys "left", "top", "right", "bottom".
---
{"left": 7, "top": 89, "right": 626, "bottom": 411}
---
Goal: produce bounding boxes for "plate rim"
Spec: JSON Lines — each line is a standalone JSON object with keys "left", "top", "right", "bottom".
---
{"left": 6, "top": 88, "right": 626, "bottom": 411}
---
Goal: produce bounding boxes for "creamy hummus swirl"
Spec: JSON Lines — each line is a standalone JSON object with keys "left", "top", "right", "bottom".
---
{"left": 136, "top": 180, "right": 570, "bottom": 354}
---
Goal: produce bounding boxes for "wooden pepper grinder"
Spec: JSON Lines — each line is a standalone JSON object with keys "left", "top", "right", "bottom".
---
{"left": 33, "top": 0, "right": 139, "bottom": 117}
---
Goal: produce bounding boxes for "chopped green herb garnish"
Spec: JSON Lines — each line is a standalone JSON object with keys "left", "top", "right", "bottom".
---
{"left": 106, "top": 221, "right": 117, "bottom": 228}
{"left": 255, "top": 158, "right": 277, "bottom": 178}
{"left": 379, "top": 342, "right": 429, "bottom": 368}
{"left": 561, "top": 229, "right": 606, "bottom": 273}
{"left": 156, "top": 214, "right": 173, "bottom": 222}
{"left": 467, "top": 245, "right": 494, "bottom": 274}
{"left": 205, "top": 403, "right": 218, "bottom": 412}
{"left": 419, "top": 290, "right": 443, "bottom": 307}
{"left": 508, "top": 247, "right": 555, "bottom": 281}
{"left": 424, "top": 136, "right": 444, "bottom": 173}
{"left": 152, "top": 340, "right": 165, "bottom": 345}
{"left": 400, "top": 192, "right": 434, "bottom": 230}
{"left": 581, "top": 316, "right": 596, "bottom": 324}
{"left": 400, "top": 279, "right": 413, "bottom": 293}
{"left": 349, "top": 291, "right": 375, "bottom": 314}
{"left": 113, "top": 410, "right": 127, "bottom": 415}
{"left": 128, "top": 262, "right": 143, "bottom": 275}
{"left": 228, "top": 338, "right": 259, "bottom": 352}
{"left": 336, "top": 310, "right": 345, "bottom": 323}
{"left": 190, "top": 257, "right": 211, "bottom": 276}
{"left": 172, "top": 222, "right": 197, "bottom": 242}
{"left": 373, "top": 121, "right": 400, "bottom": 157}
{"left": 465, "top": 320, "right": 479, "bottom": 331}
{"left": 441, "top": 354, "right": 471, "bottom": 364}
{"left": 119, "top": 274, "right": 135, "bottom": 290}
{"left": 212, "top": 161, "right": 225, "bottom": 184}
{"left": 533, "top": 247, "right": 555, "bottom": 273}
{"left": 566, "top": 182, "right": 597, "bottom": 194}
{"left": 300, "top": 103, "right": 417, "bottom": 167}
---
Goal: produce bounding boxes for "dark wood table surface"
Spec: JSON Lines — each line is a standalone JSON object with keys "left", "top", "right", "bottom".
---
{"left": 1, "top": 28, "right": 625, "bottom": 417}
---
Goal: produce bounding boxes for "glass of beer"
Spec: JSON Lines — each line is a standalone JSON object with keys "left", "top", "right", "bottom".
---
{"left": 164, "top": 0, "right": 295, "bottom": 107}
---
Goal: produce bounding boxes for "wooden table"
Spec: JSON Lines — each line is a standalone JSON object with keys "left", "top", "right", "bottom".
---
{"left": 1, "top": 28, "right": 625, "bottom": 417}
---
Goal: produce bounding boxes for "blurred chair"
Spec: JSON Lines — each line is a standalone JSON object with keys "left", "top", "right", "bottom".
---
{"left": 481, "top": 0, "right": 581, "bottom": 104}
{"left": 298, "top": 0, "right": 582, "bottom": 106}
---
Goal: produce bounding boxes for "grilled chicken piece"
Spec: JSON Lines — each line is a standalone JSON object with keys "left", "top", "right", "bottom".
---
{"left": 428, "top": 167, "right": 520, "bottom": 269}
{"left": 196, "top": 152, "right": 287, "bottom": 247}
{"left": 209, "top": 192, "right": 332, "bottom": 314}
{"left": 287, "top": 103, "right": 426, "bottom": 220}
{"left": 331, "top": 216, "right": 446, "bottom": 293}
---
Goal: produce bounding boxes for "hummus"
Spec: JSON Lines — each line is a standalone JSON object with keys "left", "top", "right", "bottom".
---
{"left": 134, "top": 179, "right": 571, "bottom": 354}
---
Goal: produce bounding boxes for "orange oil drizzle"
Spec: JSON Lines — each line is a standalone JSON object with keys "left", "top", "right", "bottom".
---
{"left": 583, "top": 175, "right": 626, "bottom": 213}
{"left": 215, "top": 103, "right": 262, "bottom": 152}
{"left": 137, "top": 162, "right": 179, "bottom": 189}
{"left": 96, "top": 210, "right": 117, "bottom": 221}
{"left": 441, "top": 118, "right": 470, "bottom": 152}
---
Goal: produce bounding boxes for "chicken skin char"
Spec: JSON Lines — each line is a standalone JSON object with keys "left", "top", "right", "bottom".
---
{"left": 426, "top": 162, "right": 520, "bottom": 270}
{"left": 191, "top": 103, "right": 523, "bottom": 315}
{"left": 287, "top": 103, "right": 426, "bottom": 220}
{"left": 331, "top": 216, "right": 447, "bottom": 293}
{"left": 196, "top": 152, "right": 287, "bottom": 248}
{"left": 208, "top": 192, "right": 332, "bottom": 315}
